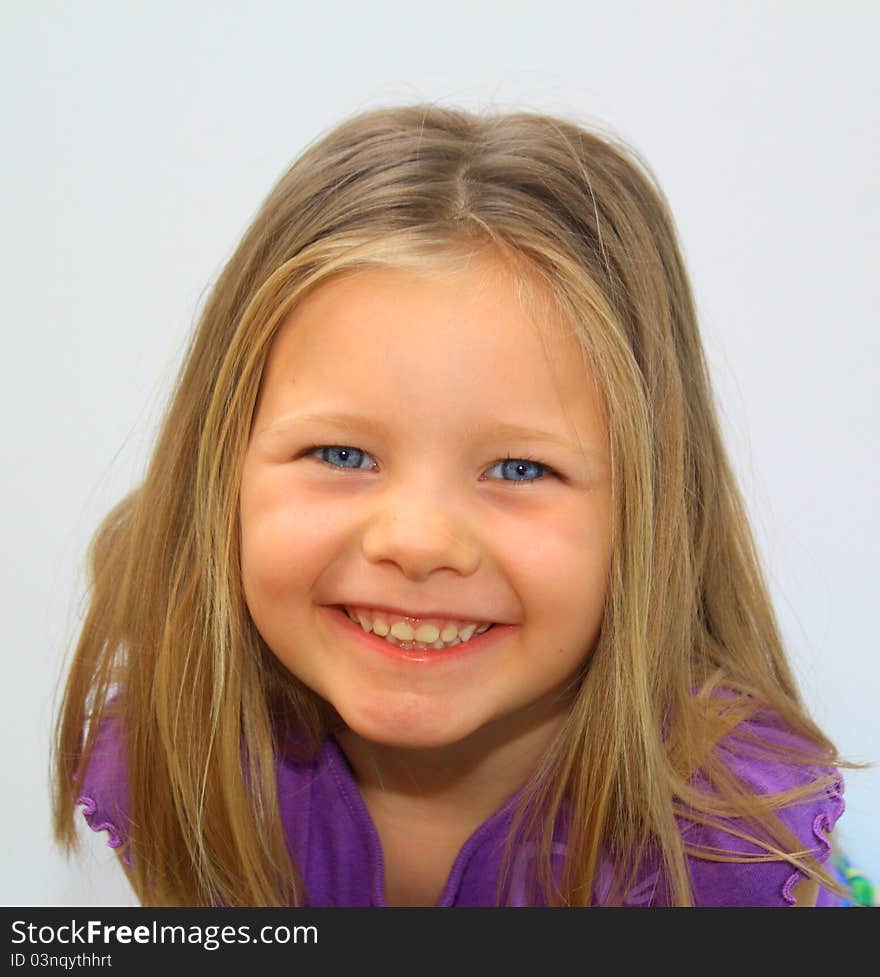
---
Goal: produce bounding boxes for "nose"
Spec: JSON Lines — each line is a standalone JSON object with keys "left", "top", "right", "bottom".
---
{"left": 360, "top": 492, "right": 481, "bottom": 582}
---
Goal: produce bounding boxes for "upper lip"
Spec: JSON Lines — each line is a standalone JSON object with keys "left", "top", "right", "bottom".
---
{"left": 332, "top": 603, "right": 497, "bottom": 625}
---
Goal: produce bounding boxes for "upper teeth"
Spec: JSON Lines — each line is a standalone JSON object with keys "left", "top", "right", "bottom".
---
{"left": 343, "top": 606, "right": 492, "bottom": 649}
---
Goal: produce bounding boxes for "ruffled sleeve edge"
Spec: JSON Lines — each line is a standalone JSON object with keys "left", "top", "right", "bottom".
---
{"left": 76, "top": 794, "right": 124, "bottom": 850}
{"left": 780, "top": 775, "right": 845, "bottom": 904}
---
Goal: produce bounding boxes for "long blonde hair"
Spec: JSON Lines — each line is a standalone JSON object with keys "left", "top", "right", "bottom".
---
{"left": 53, "top": 104, "right": 845, "bottom": 906}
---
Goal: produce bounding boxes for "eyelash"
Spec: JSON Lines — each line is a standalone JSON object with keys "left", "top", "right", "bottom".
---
{"left": 301, "top": 445, "right": 560, "bottom": 485}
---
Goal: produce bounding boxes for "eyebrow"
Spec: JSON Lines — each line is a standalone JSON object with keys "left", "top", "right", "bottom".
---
{"left": 257, "top": 410, "right": 600, "bottom": 457}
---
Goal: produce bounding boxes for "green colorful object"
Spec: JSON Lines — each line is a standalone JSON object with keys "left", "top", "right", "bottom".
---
{"left": 833, "top": 852, "right": 875, "bottom": 907}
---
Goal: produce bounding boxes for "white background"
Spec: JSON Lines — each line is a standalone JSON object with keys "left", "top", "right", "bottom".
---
{"left": 2, "top": 1, "right": 877, "bottom": 905}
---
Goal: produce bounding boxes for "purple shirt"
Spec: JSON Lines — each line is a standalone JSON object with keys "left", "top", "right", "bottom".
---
{"left": 78, "top": 709, "right": 845, "bottom": 906}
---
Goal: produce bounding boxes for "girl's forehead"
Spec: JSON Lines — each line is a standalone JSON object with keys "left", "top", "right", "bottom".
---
{"left": 263, "top": 261, "right": 592, "bottom": 400}
{"left": 266, "top": 256, "right": 586, "bottom": 378}
{"left": 251, "top": 257, "right": 608, "bottom": 463}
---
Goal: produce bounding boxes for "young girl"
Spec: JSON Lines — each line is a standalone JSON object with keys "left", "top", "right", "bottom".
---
{"left": 53, "top": 104, "right": 849, "bottom": 907}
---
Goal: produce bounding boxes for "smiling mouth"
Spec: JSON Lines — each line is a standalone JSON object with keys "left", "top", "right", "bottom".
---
{"left": 335, "top": 605, "right": 495, "bottom": 651}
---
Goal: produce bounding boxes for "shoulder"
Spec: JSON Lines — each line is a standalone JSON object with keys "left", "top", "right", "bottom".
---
{"left": 75, "top": 709, "right": 130, "bottom": 854}
{"left": 680, "top": 705, "right": 845, "bottom": 907}
{"left": 76, "top": 709, "right": 328, "bottom": 854}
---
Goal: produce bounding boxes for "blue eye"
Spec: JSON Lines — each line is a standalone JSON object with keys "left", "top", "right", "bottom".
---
{"left": 306, "top": 446, "right": 554, "bottom": 483}
{"left": 311, "top": 445, "right": 375, "bottom": 469}
{"left": 485, "top": 458, "right": 550, "bottom": 483}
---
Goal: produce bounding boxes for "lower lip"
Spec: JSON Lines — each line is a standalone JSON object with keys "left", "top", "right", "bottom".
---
{"left": 322, "top": 605, "right": 514, "bottom": 665}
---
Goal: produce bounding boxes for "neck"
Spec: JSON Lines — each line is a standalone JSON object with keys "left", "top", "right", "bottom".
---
{"left": 335, "top": 703, "right": 567, "bottom": 824}
{"left": 334, "top": 702, "right": 570, "bottom": 907}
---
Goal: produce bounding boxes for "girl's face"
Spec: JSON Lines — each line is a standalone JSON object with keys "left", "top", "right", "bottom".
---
{"left": 239, "top": 254, "right": 612, "bottom": 750}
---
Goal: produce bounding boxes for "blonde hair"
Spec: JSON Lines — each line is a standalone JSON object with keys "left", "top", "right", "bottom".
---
{"left": 53, "top": 104, "right": 845, "bottom": 906}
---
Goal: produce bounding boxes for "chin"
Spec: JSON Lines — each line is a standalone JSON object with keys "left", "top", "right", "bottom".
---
{"left": 336, "top": 694, "right": 481, "bottom": 750}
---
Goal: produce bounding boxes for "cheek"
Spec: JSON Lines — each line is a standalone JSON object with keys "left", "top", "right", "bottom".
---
{"left": 239, "top": 509, "right": 336, "bottom": 675}
{"left": 500, "top": 495, "right": 611, "bottom": 616}
{"left": 501, "top": 498, "right": 611, "bottom": 677}
{"left": 239, "top": 483, "right": 345, "bottom": 611}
